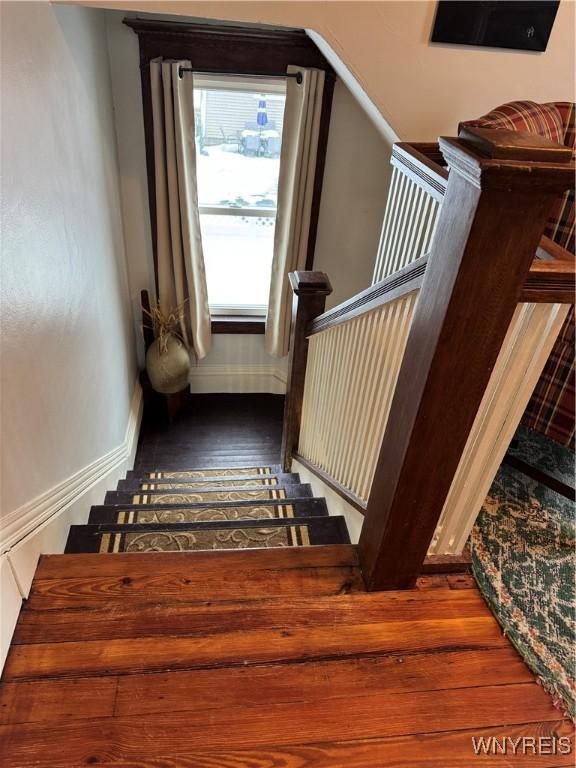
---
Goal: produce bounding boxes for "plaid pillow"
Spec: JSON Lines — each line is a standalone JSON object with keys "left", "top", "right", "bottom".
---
{"left": 460, "top": 100, "right": 575, "bottom": 253}
{"left": 462, "top": 101, "right": 575, "bottom": 449}
{"left": 459, "top": 100, "right": 565, "bottom": 143}
{"left": 555, "top": 102, "right": 576, "bottom": 151}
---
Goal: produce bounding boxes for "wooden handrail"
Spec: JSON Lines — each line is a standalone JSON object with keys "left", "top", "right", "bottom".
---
{"left": 522, "top": 261, "right": 575, "bottom": 303}
{"left": 308, "top": 255, "right": 427, "bottom": 336}
{"left": 308, "top": 239, "right": 573, "bottom": 342}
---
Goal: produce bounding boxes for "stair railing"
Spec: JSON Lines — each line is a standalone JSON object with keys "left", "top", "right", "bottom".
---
{"left": 281, "top": 126, "right": 574, "bottom": 590}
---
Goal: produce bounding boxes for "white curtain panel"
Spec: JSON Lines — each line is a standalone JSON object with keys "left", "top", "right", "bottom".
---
{"left": 150, "top": 58, "right": 211, "bottom": 360}
{"left": 265, "top": 66, "right": 325, "bottom": 358}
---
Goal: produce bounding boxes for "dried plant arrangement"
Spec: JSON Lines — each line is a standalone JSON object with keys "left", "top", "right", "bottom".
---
{"left": 142, "top": 300, "right": 189, "bottom": 354}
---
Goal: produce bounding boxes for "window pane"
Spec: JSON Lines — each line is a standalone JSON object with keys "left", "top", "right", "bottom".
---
{"left": 199, "top": 214, "right": 275, "bottom": 309}
{"left": 194, "top": 88, "right": 285, "bottom": 209}
{"left": 193, "top": 82, "right": 286, "bottom": 310}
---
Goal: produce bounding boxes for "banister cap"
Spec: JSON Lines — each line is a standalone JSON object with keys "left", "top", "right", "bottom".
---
{"left": 458, "top": 126, "right": 573, "bottom": 163}
{"left": 289, "top": 271, "right": 333, "bottom": 295}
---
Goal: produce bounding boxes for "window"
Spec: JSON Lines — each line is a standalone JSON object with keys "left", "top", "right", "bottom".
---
{"left": 193, "top": 75, "right": 286, "bottom": 316}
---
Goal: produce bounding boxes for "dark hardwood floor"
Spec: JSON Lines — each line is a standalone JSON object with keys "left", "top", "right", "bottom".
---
{"left": 134, "top": 394, "right": 284, "bottom": 471}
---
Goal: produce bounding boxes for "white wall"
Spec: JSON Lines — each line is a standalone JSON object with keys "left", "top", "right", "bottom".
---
{"left": 1, "top": 1, "right": 140, "bottom": 660}
{"left": 314, "top": 79, "right": 391, "bottom": 308}
{"left": 84, "top": 0, "right": 575, "bottom": 141}
{"left": 105, "top": 10, "right": 155, "bottom": 366}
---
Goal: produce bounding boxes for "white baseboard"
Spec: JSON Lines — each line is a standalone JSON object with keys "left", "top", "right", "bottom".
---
{"left": 0, "top": 379, "right": 143, "bottom": 668}
{"left": 0, "top": 556, "right": 22, "bottom": 670}
{"left": 190, "top": 364, "right": 287, "bottom": 394}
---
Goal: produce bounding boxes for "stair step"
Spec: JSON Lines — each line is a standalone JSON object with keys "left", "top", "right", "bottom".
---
{"left": 65, "top": 516, "right": 350, "bottom": 553}
{"left": 104, "top": 485, "right": 313, "bottom": 506}
{"left": 116, "top": 473, "right": 301, "bottom": 491}
{"left": 88, "top": 497, "right": 328, "bottom": 524}
{"left": 144, "top": 453, "right": 283, "bottom": 463}
{"left": 144, "top": 444, "right": 280, "bottom": 466}
{"left": 126, "top": 464, "right": 282, "bottom": 480}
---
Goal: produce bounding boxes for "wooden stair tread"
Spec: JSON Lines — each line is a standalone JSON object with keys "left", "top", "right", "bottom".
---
{"left": 87, "top": 499, "right": 328, "bottom": 524}
{"left": 103, "top": 483, "right": 314, "bottom": 505}
{"left": 117, "top": 472, "right": 302, "bottom": 490}
{"left": 35, "top": 544, "right": 360, "bottom": 579}
{"left": 64, "top": 516, "right": 351, "bottom": 553}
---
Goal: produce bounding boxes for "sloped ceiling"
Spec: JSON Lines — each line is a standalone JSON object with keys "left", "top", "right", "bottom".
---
{"left": 58, "top": 0, "right": 575, "bottom": 141}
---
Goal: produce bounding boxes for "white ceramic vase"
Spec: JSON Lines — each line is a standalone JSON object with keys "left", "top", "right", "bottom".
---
{"left": 145, "top": 334, "right": 191, "bottom": 394}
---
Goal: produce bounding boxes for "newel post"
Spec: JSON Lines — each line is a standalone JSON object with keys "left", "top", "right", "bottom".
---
{"left": 359, "top": 126, "right": 574, "bottom": 591}
{"left": 281, "top": 271, "right": 332, "bottom": 472}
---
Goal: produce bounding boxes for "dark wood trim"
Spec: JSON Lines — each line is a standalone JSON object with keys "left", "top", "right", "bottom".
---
{"left": 421, "top": 551, "right": 471, "bottom": 575}
{"left": 211, "top": 317, "right": 265, "bottom": 334}
{"left": 281, "top": 272, "right": 332, "bottom": 472}
{"left": 293, "top": 453, "right": 367, "bottom": 513}
{"left": 358, "top": 126, "right": 574, "bottom": 591}
{"left": 124, "top": 18, "right": 335, "bottom": 288}
{"left": 537, "top": 234, "right": 575, "bottom": 262}
{"left": 503, "top": 453, "right": 575, "bottom": 501}
{"left": 521, "top": 258, "right": 576, "bottom": 303}
{"left": 521, "top": 235, "right": 575, "bottom": 303}
{"left": 140, "top": 290, "right": 155, "bottom": 350}
{"left": 309, "top": 255, "right": 427, "bottom": 336}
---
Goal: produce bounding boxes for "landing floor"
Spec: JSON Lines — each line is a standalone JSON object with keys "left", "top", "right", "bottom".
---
{"left": 1, "top": 546, "right": 572, "bottom": 766}
{"left": 135, "top": 393, "right": 284, "bottom": 472}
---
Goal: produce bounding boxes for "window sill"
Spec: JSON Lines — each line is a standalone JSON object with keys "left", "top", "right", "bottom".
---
{"left": 211, "top": 315, "right": 265, "bottom": 334}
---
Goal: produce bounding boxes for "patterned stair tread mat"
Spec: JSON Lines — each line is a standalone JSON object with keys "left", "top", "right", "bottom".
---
{"left": 89, "top": 503, "right": 320, "bottom": 525}
{"left": 65, "top": 517, "right": 349, "bottom": 553}
{"left": 120, "top": 476, "right": 291, "bottom": 490}
{"left": 471, "top": 463, "right": 575, "bottom": 718}
{"left": 123, "top": 475, "right": 298, "bottom": 490}
{"left": 108, "top": 488, "right": 303, "bottom": 505}
{"left": 508, "top": 425, "right": 575, "bottom": 493}
{"left": 88, "top": 498, "right": 328, "bottom": 524}
{"left": 99, "top": 526, "right": 313, "bottom": 552}
{"left": 148, "top": 466, "right": 280, "bottom": 479}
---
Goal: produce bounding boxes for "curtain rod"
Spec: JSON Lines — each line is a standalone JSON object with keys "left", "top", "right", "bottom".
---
{"left": 178, "top": 67, "right": 303, "bottom": 84}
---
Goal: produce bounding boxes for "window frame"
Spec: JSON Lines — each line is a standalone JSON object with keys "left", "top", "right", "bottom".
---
{"left": 125, "top": 17, "right": 335, "bottom": 333}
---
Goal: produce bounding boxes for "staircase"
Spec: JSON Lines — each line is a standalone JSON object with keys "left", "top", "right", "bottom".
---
{"left": 65, "top": 463, "right": 350, "bottom": 554}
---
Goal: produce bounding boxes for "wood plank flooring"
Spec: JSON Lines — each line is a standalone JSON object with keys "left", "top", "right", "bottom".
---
{"left": 1, "top": 545, "right": 573, "bottom": 766}
{"left": 134, "top": 393, "right": 284, "bottom": 471}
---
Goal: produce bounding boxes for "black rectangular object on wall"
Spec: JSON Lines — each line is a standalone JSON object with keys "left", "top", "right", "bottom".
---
{"left": 431, "top": 1, "right": 560, "bottom": 52}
